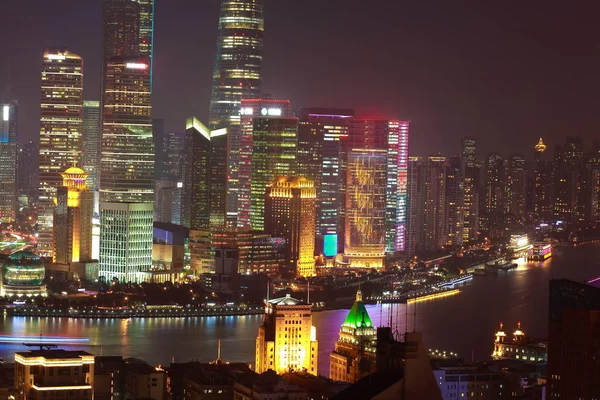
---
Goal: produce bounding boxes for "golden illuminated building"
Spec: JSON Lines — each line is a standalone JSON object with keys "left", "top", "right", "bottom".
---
{"left": 53, "top": 167, "right": 94, "bottom": 265}
{"left": 14, "top": 350, "right": 95, "bottom": 400}
{"left": 492, "top": 322, "right": 547, "bottom": 363}
{"left": 329, "top": 290, "right": 377, "bottom": 383}
{"left": 38, "top": 48, "right": 84, "bottom": 256}
{"left": 265, "top": 177, "right": 316, "bottom": 277}
{"left": 256, "top": 294, "right": 318, "bottom": 376}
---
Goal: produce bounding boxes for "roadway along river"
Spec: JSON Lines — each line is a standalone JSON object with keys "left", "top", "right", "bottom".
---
{"left": 2, "top": 243, "right": 599, "bottom": 375}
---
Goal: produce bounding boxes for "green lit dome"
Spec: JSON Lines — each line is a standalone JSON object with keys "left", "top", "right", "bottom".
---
{"left": 3, "top": 251, "right": 45, "bottom": 286}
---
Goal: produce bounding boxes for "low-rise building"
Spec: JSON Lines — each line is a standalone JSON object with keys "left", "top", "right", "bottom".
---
{"left": 492, "top": 322, "right": 547, "bottom": 363}
{"left": 234, "top": 370, "right": 307, "bottom": 400}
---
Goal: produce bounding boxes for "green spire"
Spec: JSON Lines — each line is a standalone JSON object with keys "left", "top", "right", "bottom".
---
{"left": 342, "top": 290, "right": 374, "bottom": 329}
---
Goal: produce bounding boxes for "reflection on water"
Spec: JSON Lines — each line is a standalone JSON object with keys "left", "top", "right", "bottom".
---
{"left": 2, "top": 243, "right": 599, "bottom": 375}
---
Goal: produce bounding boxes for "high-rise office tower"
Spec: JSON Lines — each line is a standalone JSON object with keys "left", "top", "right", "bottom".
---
{"left": 102, "top": 0, "right": 141, "bottom": 66}
{"left": 297, "top": 109, "right": 355, "bottom": 255}
{"left": 82, "top": 100, "right": 100, "bottom": 190}
{"left": 445, "top": 155, "right": 464, "bottom": 247}
{"left": 256, "top": 294, "right": 318, "bottom": 376}
{"left": 265, "top": 177, "right": 316, "bottom": 277}
{"left": 344, "top": 149, "right": 387, "bottom": 269}
{"left": 347, "top": 119, "right": 409, "bottom": 254}
{"left": 38, "top": 48, "right": 84, "bottom": 256}
{"left": 407, "top": 156, "right": 447, "bottom": 255}
{"left": 99, "top": 56, "right": 153, "bottom": 283}
{"left": 152, "top": 118, "right": 164, "bottom": 179}
{"left": 485, "top": 153, "right": 505, "bottom": 215}
{"left": 553, "top": 137, "right": 585, "bottom": 224}
{"left": 250, "top": 117, "right": 298, "bottom": 231}
{"left": 209, "top": 0, "right": 265, "bottom": 227}
{"left": 238, "top": 99, "right": 291, "bottom": 228}
{"left": 547, "top": 279, "right": 600, "bottom": 399}
{"left": 18, "top": 141, "right": 38, "bottom": 202}
{"left": 53, "top": 167, "right": 94, "bottom": 265}
{"left": 533, "top": 138, "right": 553, "bottom": 221}
{"left": 138, "top": 0, "right": 154, "bottom": 85}
{"left": 162, "top": 132, "right": 184, "bottom": 179}
{"left": 460, "top": 136, "right": 479, "bottom": 242}
{"left": 208, "top": 125, "right": 228, "bottom": 230}
{"left": 208, "top": 0, "right": 264, "bottom": 130}
{"left": 506, "top": 154, "right": 527, "bottom": 220}
{"left": 0, "top": 100, "right": 18, "bottom": 223}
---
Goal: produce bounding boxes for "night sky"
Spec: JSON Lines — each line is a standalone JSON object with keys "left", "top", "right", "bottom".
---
{"left": 2, "top": 0, "right": 600, "bottom": 158}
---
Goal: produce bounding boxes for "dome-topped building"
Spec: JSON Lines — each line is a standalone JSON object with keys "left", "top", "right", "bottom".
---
{"left": 1, "top": 250, "right": 47, "bottom": 297}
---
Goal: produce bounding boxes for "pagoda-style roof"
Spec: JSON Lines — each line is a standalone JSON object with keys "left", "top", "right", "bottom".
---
{"left": 342, "top": 290, "right": 373, "bottom": 329}
{"left": 268, "top": 294, "right": 307, "bottom": 306}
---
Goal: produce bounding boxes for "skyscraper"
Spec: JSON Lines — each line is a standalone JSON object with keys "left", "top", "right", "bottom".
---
{"left": 297, "top": 109, "right": 354, "bottom": 255}
{"left": 138, "top": 0, "right": 154, "bottom": 85}
{"left": 445, "top": 155, "right": 464, "bottom": 247}
{"left": 265, "top": 177, "right": 316, "bottom": 277}
{"left": 533, "top": 138, "right": 553, "bottom": 221}
{"left": 256, "top": 295, "right": 319, "bottom": 376}
{"left": 553, "top": 137, "right": 584, "bottom": 224}
{"left": 18, "top": 141, "right": 38, "bottom": 202}
{"left": 53, "top": 167, "right": 94, "bottom": 265}
{"left": 102, "top": 0, "right": 140, "bottom": 67}
{"left": 82, "top": 100, "right": 100, "bottom": 190}
{"left": 38, "top": 48, "right": 84, "bottom": 256}
{"left": 344, "top": 149, "right": 387, "bottom": 269}
{"left": 208, "top": 0, "right": 264, "bottom": 130}
{"left": 461, "top": 136, "right": 479, "bottom": 242}
{"left": 250, "top": 117, "right": 298, "bottom": 231}
{"left": 99, "top": 56, "right": 153, "bottom": 283}
{"left": 0, "top": 100, "right": 18, "bottom": 223}
{"left": 485, "top": 153, "right": 505, "bottom": 215}
{"left": 407, "top": 156, "right": 447, "bottom": 254}
{"left": 238, "top": 98, "right": 291, "bottom": 228}
{"left": 209, "top": 0, "right": 265, "bottom": 227}
{"left": 347, "top": 119, "right": 409, "bottom": 254}
{"left": 506, "top": 154, "right": 527, "bottom": 221}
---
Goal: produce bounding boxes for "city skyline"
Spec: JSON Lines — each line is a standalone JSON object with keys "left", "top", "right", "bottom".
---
{"left": 2, "top": 1, "right": 600, "bottom": 158}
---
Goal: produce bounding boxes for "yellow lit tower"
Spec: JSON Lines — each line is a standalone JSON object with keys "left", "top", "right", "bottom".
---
{"left": 53, "top": 167, "right": 94, "bottom": 265}
{"left": 329, "top": 290, "right": 377, "bottom": 383}
{"left": 256, "top": 294, "right": 318, "bottom": 376}
{"left": 265, "top": 177, "right": 316, "bottom": 277}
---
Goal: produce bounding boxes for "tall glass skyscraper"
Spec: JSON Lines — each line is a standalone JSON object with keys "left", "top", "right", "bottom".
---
{"left": 38, "top": 48, "right": 84, "bottom": 256}
{"left": 209, "top": 0, "right": 265, "bottom": 228}
{"left": 138, "top": 0, "right": 154, "bottom": 86}
{"left": 250, "top": 117, "right": 297, "bottom": 231}
{"left": 0, "top": 100, "right": 18, "bottom": 223}
{"left": 82, "top": 100, "right": 100, "bottom": 190}
{"left": 237, "top": 98, "right": 291, "bottom": 228}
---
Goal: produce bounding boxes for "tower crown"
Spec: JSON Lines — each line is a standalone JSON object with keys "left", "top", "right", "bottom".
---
{"left": 535, "top": 137, "right": 547, "bottom": 153}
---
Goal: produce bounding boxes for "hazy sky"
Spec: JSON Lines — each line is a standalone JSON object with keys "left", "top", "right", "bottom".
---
{"left": 2, "top": 0, "right": 600, "bottom": 158}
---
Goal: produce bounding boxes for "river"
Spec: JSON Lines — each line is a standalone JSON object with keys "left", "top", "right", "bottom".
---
{"left": 2, "top": 243, "right": 599, "bottom": 376}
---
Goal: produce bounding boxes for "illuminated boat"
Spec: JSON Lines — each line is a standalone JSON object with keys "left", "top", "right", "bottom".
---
{"left": 527, "top": 242, "right": 552, "bottom": 261}
{"left": 0, "top": 334, "right": 90, "bottom": 344}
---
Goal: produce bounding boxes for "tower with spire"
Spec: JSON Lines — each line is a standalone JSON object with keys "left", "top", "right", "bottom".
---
{"left": 329, "top": 290, "right": 377, "bottom": 383}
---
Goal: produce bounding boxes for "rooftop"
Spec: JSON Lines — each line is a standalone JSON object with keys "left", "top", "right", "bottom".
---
{"left": 342, "top": 290, "right": 374, "bottom": 330}
{"left": 15, "top": 350, "right": 93, "bottom": 360}
{"left": 268, "top": 294, "right": 308, "bottom": 306}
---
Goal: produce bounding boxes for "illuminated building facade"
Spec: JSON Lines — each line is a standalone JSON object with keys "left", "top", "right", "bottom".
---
{"left": 250, "top": 117, "right": 298, "bottom": 231}
{"left": 82, "top": 100, "right": 100, "bottom": 190}
{"left": 208, "top": 0, "right": 264, "bottom": 130}
{"left": 256, "top": 295, "right": 318, "bottom": 376}
{"left": 265, "top": 177, "right": 316, "bottom": 277}
{"left": 100, "top": 56, "right": 153, "bottom": 204}
{"left": 209, "top": 0, "right": 265, "bottom": 225}
{"left": 461, "top": 136, "right": 479, "bottom": 242}
{"left": 506, "top": 154, "right": 527, "bottom": 220}
{"left": 553, "top": 136, "right": 584, "bottom": 224}
{"left": 39, "top": 48, "right": 84, "bottom": 256}
{"left": 53, "top": 168, "right": 94, "bottom": 265}
{"left": 533, "top": 138, "right": 553, "bottom": 221}
{"left": 492, "top": 322, "right": 547, "bottom": 362}
{"left": 102, "top": 0, "right": 140, "bottom": 67}
{"left": 485, "top": 153, "right": 505, "bottom": 215}
{"left": 344, "top": 149, "right": 387, "bottom": 269}
{"left": 238, "top": 98, "right": 291, "bottom": 228}
{"left": 1, "top": 251, "right": 47, "bottom": 297}
{"left": 407, "top": 156, "right": 447, "bottom": 254}
{"left": 138, "top": 0, "right": 154, "bottom": 85}
{"left": 297, "top": 109, "right": 354, "bottom": 255}
{"left": 445, "top": 155, "right": 464, "bottom": 246}
{"left": 347, "top": 119, "right": 409, "bottom": 254}
{"left": 507, "top": 234, "right": 531, "bottom": 259}
{"left": 14, "top": 350, "right": 95, "bottom": 400}
{"left": 0, "top": 100, "right": 18, "bottom": 223}
{"left": 329, "top": 290, "right": 376, "bottom": 383}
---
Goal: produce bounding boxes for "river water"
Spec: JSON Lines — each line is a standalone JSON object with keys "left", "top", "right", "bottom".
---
{"left": 2, "top": 243, "right": 599, "bottom": 376}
